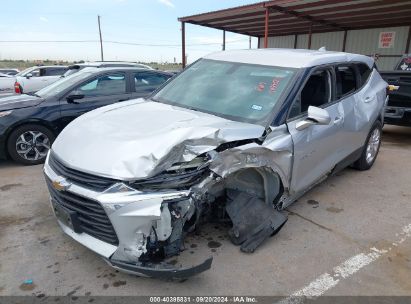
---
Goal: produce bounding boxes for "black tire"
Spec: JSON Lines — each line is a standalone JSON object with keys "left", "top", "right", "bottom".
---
{"left": 7, "top": 124, "right": 55, "bottom": 165}
{"left": 352, "top": 120, "right": 382, "bottom": 171}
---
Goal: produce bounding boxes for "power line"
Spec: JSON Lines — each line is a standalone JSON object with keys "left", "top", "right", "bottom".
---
{"left": 0, "top": 39, "right": 249, "bottom": 47}
{"left": 0, "top": 40, "right": 98, "bottom": 43}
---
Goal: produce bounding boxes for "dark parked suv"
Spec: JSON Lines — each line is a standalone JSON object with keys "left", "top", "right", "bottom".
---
{"left": 0, "top": 67, "right": 172, "bottom": 165}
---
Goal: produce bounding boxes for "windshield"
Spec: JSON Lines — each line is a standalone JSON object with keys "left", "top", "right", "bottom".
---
{"left": 153, "top": 59, "right": 297, "bottom": 125}
{"left": 36, "top": 70, "right": 93, "bottom": 98}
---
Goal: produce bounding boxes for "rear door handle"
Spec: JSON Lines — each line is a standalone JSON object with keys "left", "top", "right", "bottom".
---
{"left": 118, "top": 98, "right": 129, "bottom": 102}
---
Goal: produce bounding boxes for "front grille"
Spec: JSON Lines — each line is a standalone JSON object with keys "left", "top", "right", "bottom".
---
{"left": 48, "top": 152, "right": 118, "bottom": 192}
{"left": 46, "top": 178, "right": 119, "bottom": 246}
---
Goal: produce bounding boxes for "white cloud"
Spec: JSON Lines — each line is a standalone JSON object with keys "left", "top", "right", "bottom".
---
{"left": 158, "top": 0, "right": 174, "bottom": 8}
{"left": 39, "top": 16, "right": 48, "bottom": 22}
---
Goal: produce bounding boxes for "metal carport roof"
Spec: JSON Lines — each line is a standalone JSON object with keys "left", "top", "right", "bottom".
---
{"left": 178, "top": 0, "right": 411, "bottom": 66}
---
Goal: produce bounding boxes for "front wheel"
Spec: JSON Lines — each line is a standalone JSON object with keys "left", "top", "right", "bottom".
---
{"left": 7, "top": 124, "right": 55, "bottom": 165}
{"left": 352, "top": 121, "right": 382, "bottom": 171}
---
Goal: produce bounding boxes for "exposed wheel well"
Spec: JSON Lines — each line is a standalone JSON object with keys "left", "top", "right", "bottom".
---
{"left": 224, "top": 167, "right": 284, "bottom": 206}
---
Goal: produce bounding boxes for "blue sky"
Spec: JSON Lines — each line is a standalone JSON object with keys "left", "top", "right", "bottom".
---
{"left": 0, "top": 0, "right": 260, "bottom": 63}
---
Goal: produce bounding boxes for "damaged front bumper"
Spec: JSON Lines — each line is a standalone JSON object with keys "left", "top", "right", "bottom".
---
{"left": 105, "top": 257, "right": 213, "bottom": 279}
{"left": 44, "top": 160, "right": 213, "bottom": 279}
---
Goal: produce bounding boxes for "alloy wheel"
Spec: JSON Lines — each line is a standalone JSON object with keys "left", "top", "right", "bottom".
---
{"left": 365, "top": 128, "right": 381, "bottom": 164}
{"left": 15, "top": 131, "right": 51, "bottom": 161}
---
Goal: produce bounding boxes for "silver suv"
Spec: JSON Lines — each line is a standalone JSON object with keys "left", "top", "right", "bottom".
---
{"left": 44, "top": 49, "right": 388, "bottom": 279}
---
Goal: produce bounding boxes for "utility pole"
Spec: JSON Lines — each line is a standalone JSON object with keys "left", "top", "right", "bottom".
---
{"left": 97, "top": 15, "right": 104, "bottom": 61}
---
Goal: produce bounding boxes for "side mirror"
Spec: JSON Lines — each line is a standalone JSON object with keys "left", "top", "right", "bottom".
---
{"left": 296, "top": 106, "right": 331, "bottom": 131}
{"left": 66, "top": 94, "right": 85, "bottom": 104}
{"left": 26, "top": 73, "right": 33, "bottom": 79}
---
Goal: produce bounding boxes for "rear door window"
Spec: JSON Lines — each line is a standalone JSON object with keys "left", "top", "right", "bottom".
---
{"left": 335, "top": 65, "right": 357, "bottom": 99}
{"left": 134, "top": 72, "right": 170, "bottom": 92}
{"left": 44, "top": 67, "right": 67, "bottom": 76}
{"left": 356, "top": 63, "right": 372, "bottom": 87}
{"left": 39, "top": 68, "right": 47, "bottom": 77}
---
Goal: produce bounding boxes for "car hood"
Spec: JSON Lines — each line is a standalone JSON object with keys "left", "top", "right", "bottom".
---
{"left": 0, "top": 94, "right": 44, "bottom": 111}
{"left": 52, "top": 99, "right": 265, "bottom": 180}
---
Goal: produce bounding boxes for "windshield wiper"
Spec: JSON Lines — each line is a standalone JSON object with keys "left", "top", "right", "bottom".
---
{"left": 149, "top": 97, "right": 199, "bottom": 113}
{"left": 185, "top": 106, "right": 200, "bottom": 112}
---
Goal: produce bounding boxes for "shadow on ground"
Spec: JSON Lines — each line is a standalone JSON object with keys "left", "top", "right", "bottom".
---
{"left": 382, "top": 125, "right": 411, "bottom": 147}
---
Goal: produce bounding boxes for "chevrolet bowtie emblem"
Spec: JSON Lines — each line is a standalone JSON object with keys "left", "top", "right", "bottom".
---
{"left": 52, "top": 176, "right": 71, "bottom": 191}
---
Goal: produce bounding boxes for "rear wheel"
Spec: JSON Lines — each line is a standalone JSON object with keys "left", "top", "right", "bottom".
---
{"left": 352, "top": 121, "right": 382, "bottom": 171}
{"left": 7, "top": 124, "right": 55, "bottom": 165}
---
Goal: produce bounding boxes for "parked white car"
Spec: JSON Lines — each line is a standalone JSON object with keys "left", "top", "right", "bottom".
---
{"left": 0, "top": 68, "right": 19, "bottom": 76}
{"left": 14, "top": 66, "right": 67, "bottom": 94}
{"left": 0, "top": 73, "right": 16, "bottom": 96}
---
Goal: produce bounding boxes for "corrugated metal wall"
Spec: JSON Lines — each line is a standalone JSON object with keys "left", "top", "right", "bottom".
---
{"left": 296, "top": 34, "right": 308, "bottom": 49}
{"left": 345, "top": 26, "right": 409, "bottom": 70}
{"left": 260, "top": 26, "right": 410, "bottom": 70}
{"left": 312, "top": 31, "right": 344, "bottom": 51}
{"left": 267, "top": 35, "right": 294, "bottom": 48}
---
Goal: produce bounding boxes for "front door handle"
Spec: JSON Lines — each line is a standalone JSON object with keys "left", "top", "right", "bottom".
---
{"left": 334, "top": 116, "right": 343, "bottom": 124}
{"left": 364, "top": 96, "right": 374, "bottom": 103}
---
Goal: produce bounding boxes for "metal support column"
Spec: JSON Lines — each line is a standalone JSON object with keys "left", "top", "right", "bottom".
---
{"left": 308, "top": 23, "right": 312, "bottom": 49}
{"left": 406, "top": 25, "right": 411, "bottom": 54}
{"left": 264, "top": 7, "right": 269, "bottom": 48}
{"left": 342, "top": 30, "right": 347, "bottom": 52}
{"left": 181, "top": 21, "right": 186, "bottom": 68}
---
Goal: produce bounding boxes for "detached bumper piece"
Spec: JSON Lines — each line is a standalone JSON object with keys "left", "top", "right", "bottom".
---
{"left": 106, "top": 257, "right": 213, "bottom": 280}
{"left": 226, "top": 191, "right": 288, "bottom": 253}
